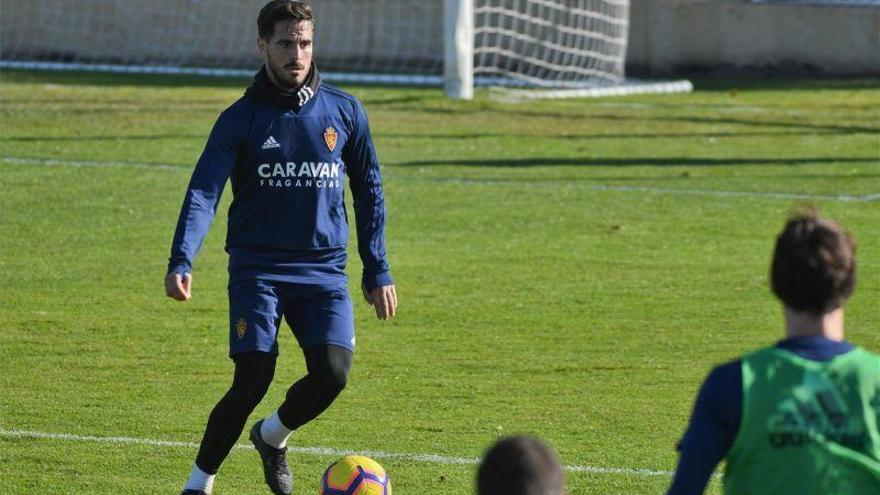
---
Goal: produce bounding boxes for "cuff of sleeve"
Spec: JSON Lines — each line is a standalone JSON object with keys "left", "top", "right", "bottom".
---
{"left": 362, "top": 270, "right": 393, "bottom": 292}
{"left": 167, "top": 261, "right": 191, "bottom": 276}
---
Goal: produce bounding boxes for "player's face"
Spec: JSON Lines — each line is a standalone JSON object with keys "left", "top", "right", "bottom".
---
{"left": 259, "top": 20, "right": 314, "bottom": 89}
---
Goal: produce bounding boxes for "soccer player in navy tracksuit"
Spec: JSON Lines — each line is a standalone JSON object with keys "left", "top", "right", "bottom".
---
{"left": 667, "top": 213, "right": 880, "bottom": 494}
{"left": 165, "top": 2, "right": 398, "bottom": 494}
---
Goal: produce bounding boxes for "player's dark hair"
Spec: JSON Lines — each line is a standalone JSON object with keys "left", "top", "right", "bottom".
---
{"left": 258, "top": 0, "right": 314, "bottom": 41}
{"left": 771, "top": 210, "right": 856, "bottom": 315}
{"left": 477, "top": 436, "right": 565, "bottom": 495}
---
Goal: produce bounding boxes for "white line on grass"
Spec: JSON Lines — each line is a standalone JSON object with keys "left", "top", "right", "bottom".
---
{"left": 4, "top": 155, "right": 877, "bottom": 203}
{"left": 0, "top": 428, "right": 673, "bottom": 477}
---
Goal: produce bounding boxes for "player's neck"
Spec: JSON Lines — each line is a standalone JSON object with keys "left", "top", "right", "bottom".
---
{"left": 784, "top": 306, "right": 844, "bottom": 341}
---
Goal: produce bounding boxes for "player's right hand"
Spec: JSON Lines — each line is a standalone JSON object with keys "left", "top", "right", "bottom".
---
{"left": 165, "top": 272, "right": 192, "bottom": 301}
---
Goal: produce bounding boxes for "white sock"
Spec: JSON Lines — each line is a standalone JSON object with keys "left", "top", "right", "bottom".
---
{"left": 260, "top": 410, "right": 293, "bottom": 449}
{"left": 183, "top": 464, "right": 215, "bottom": 494}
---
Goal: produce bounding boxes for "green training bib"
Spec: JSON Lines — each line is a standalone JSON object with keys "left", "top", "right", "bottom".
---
{"left": 725, "top": 346, "right": 880, "bottom": 495}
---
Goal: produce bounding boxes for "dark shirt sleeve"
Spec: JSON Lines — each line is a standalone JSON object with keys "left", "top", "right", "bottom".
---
{"left": 343, "top": 101, "right": 393, "bottom": 291}
{"left": 667, "top": 361, "right": 742, "bottom": 495}
{"left": 167, "top": 110, "right": 239, "bottom": 275}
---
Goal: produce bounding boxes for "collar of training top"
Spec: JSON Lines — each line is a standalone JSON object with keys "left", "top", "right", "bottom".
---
{"left": 245, "top": 62, "right": 322, "bottom": 110}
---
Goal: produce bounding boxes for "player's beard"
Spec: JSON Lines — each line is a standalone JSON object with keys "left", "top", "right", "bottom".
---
{"left": 267, "top": 59, "right": 306, "bottom": 90}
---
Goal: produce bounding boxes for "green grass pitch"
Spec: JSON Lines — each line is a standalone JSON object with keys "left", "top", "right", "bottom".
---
{"left": 0, "top": 70, "right": 878, "bottom": 494}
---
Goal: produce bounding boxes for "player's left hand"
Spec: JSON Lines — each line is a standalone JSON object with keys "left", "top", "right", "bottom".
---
{"left": 362, "top": 284, "right": 397, "bottom": 320}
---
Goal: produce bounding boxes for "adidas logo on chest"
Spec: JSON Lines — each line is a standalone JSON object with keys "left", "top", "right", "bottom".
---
{"left": 261, "top": 136, "right": 281, "bottom": 149}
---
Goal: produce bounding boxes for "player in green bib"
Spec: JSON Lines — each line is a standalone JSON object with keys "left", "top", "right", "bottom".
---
{"left": 667, "top": 212, "right": 880, "bottom": 494}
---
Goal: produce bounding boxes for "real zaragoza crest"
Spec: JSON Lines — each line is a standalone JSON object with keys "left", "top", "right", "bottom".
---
{"left": 235, "top": 317, "right": 247, "bottom": 339}
{"left": 324, "top": 127, "right": 338, "bottom": 152}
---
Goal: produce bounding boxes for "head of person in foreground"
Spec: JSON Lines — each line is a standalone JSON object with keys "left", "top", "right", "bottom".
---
{"left": 477, "top": 435, "right": 565, "bottom": 495}
{"left": 771, "top": 210, "right": 856, "bottom": 339}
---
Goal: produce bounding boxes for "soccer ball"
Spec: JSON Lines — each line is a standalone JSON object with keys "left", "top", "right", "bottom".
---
{"left": 321, "top": 455, "right": 392, "bottom": 495}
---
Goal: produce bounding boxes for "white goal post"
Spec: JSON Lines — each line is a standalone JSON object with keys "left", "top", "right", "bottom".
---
{"left": 0, "top": 0, "right": 691, "bottom": 99}
{"left": 447, "top": 0, "right": 691, "bottom": 99}
{"left": 445, "top": 0, "right": 475, "bottom": 99}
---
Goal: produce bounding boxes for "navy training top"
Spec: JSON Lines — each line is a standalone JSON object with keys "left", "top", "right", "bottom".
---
{"left": 667, "top": 336, "right": 856, "bottom": 494}
{"left": 168, "top": 84, "right": 392, "bottom": 290}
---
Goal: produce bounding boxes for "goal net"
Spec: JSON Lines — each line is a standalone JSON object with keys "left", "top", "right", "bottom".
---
{"left": 475, "top": 0, "right": 628, "bottom": 87}
{"left": 0, "top": 0, "right": 691, "bottom": 96}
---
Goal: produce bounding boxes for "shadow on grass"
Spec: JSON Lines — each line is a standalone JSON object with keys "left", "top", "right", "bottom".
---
{"left": 393, "top": 157, "right": 878, "bottom": 168}
{"left": 0, "top": 68, "right": 255, "bottom": 88}
{"left": 3, "top": 128, "right": 866, "bottom": 145}
{"left": 4, "top": 68, "right": 875, "bottom": 94}
{"left": 415, "top": 107, "right": 880, "bottom": 135}
{"left": 22, "top": 127, "right": 865, "bottom": 147}
{"left": 0, "top": 69, "right": 442, "bottom": 94}
{"left": 689, "top": 78, "right": 880, "bottom": 92}
{"left": 385, "top": 173, "right": 880, "bottom": 186}
{"left": 377, "top": 129, "right": 863, "bottom": 141}
{"left": 613, "top": 114, "right": 879, "bottom": 135}
{"left": 360, "top": 94, "right": 434, "bottom": 106}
